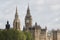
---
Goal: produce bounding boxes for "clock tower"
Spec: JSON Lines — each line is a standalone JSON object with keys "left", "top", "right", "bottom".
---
{"left": 25, "top": 5, "right": 32, "bottom": 28}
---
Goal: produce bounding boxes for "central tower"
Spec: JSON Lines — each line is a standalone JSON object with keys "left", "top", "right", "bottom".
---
{"left": 13, "top": 7, "right": 20, "bottom": 30}
{"left": 25, "top": 5, "right": 32, "bottom": 28}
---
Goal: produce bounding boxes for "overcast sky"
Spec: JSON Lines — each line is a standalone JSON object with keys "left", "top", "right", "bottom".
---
{"left": 0, "top": 0, "right": 60, "bottom": 30}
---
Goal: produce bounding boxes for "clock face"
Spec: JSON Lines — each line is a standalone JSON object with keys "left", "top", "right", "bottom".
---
{"left": 26, "top": 20, "right": 29, "bottom": 23}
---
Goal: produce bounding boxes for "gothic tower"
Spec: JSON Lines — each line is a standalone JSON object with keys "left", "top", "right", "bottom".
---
{"left": 25, "top": 5, "right": 32, "bottom": 28}
{"left": 13, "top": 7, "right": 20, "bottom": 30}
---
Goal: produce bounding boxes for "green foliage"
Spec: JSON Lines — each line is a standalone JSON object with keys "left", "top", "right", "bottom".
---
{"left": 0, "top": 29, "right": 33, "bottom": 40}
{"left": 24, "top": 31, "right": 33, "bottom": 40}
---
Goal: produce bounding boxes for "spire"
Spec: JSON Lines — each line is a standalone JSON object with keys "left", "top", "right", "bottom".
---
{"left": 15, "top": 6, "right": 18, "bottom": 19}
{"left": 27, "top": 4, "right": 29, "bottom": 11}
{"left": 25, "top": 4, "right": 32, "bottom": 28}
{"left": 16, "top": 6, "right": 18, "bottom": 14}
{"left": 26, "top": 5, "right": 31, "bottom": 16}
{"left": 13, "top": 6, "right": 20, "bottom": 30}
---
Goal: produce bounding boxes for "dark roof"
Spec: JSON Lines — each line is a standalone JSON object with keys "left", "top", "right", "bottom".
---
{"left": 40, "top": 29, "right": 46, "bottom": 34}
{"left": 41, "top": 29, "right": 46, "bottom": 31}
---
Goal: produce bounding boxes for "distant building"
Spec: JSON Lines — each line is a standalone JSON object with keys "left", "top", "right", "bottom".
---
{"left": 4, "top": 5, "right": 60, "bottom": 40}
{"left": 13, "top": 7, "right": 20, "bottom": 30}
{"left": 23, "top": 5, "right": 47, "bottom": 40}
{"left": 49, "top": 29, "right": 60, "bottom": 40}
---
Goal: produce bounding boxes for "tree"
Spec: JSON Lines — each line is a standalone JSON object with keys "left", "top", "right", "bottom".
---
{"left": 0, "top": 29, "right": 33, "bottom": 40}
{"left": 24, "top": 31, "right": 33, "bottom": 40}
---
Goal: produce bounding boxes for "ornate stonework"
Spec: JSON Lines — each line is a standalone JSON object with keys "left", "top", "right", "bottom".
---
{"left": 24, "top": 6, "right": 47, "bottom": 40}
{"left": 25, "top": 5, "right": 32, "bottom": 28}
{"left": 13, "top": 7, "right": 20, "bottom": 30}
{"left": 49, "top": 30, "right": 60, "bottom": 40}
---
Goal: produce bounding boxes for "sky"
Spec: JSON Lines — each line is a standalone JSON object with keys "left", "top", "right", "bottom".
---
{"left": 0, "top": 0, "right": 60, "bottom": 30}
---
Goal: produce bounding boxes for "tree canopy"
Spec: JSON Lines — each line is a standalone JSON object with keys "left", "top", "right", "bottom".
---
{"left": 0, "top": 29, "right": 33, "bottom": 40}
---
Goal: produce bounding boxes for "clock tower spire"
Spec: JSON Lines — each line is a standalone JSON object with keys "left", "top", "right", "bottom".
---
{"left": 25, "top": 5, "right": 32, "bottom": 28}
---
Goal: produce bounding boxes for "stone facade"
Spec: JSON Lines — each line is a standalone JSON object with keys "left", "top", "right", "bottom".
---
{"left": 24, "top": 22, "right": 47, "bottom": 40}
{"left": 57, "top": 30, "right": 60, "bottom": 40}
{"left": 13, "top": 7, "right": 20, "bottom": 30}
{"left": 48, "top": 30, "right": 60, "bottom": 40}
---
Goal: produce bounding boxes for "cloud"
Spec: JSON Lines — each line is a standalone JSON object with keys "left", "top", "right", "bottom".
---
{"left": 47, "top": 0, "right": 60, "bottom": 5}
{"left": 0, "top": 0, "right": 60, "bottom": 30}
{"left": 50, "top": 4, "right": 60, "bottom": 11}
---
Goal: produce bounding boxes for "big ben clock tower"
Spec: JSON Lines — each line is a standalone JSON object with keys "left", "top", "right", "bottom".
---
{"left": 25, "top": 5, "right": 32, "bottom": 28}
